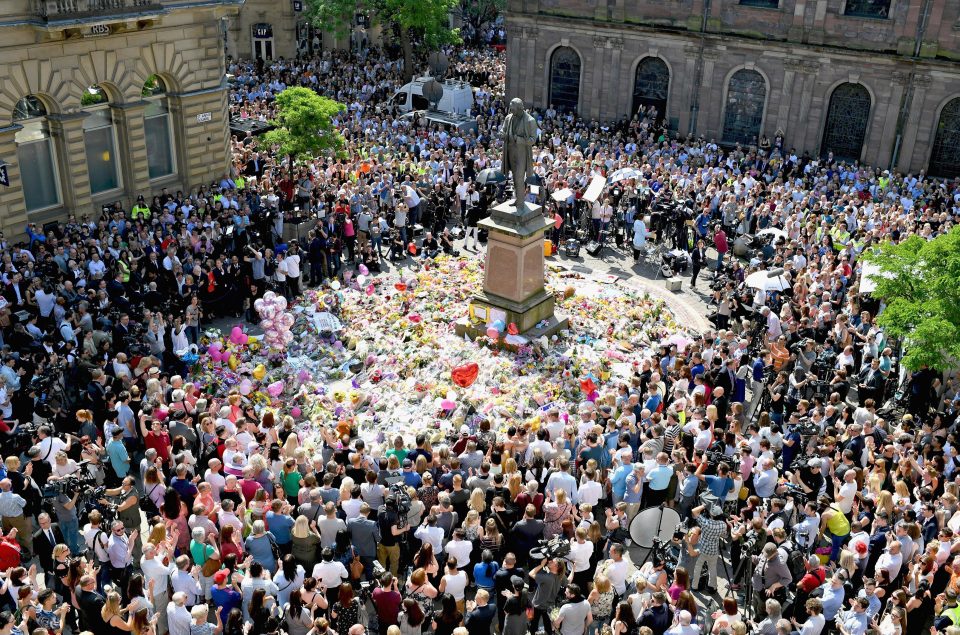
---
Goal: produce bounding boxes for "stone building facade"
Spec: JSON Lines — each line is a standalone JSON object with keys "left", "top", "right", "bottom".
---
{"left": 0, "top": 0, "right": 242, "bottom": 233}
{"left": 505, "top": 0, "right": 960, "bottom": 177}
{"left": 228, "top": 2, "right": 380, "bottom": 61}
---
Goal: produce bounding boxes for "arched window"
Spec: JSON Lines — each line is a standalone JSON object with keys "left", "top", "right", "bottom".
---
{"left": 143, "top": 76, "right": 176, "bottom": 180}
{"left": 820, "top": 83, "right": 871, "bottom": 162}
{"left": 549, "top": 47, "right": 581, "bottom": 113}
{"left": 13, "top": 96, "right": 61, "bottom": 212}
{"left": 722, "top": 69, "right": 766, "bottom": 146}
{"left": 632, "top": 57, "right": 670, "bottom": 121}
{"left": 929, "top": 98, "right": 960, "bottom": 179}
{"left": 82, "top": 85, "right": 121, "bottom": 195}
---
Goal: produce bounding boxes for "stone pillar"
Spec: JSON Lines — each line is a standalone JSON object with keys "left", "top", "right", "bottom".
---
{"left": 894, "top": 74, "right": 929, "bottom": 173}
{"left": 777, "top": 60, "right": 802, "bottom": 140}
{"left": 681, "top": 44, "right": 699, "bottom": 135}
{"left": 111, "top": 101, "right": 151, "bottom": 207}
{"left": 524, "top": 27, "right": 538, "bottom": 106}
{"left": 605, "top": 37, "right": 625, "bottom": 120}
{"left": 505, "top": 24, "right": 524, "bottom": 100}
{"left": 794, "top": 62, "right": 819, "bottom": 155}
{"left": 587, "top": 37, "right": 605, "bottom": 120}
{"left": 48, "top": 111, "right": 92, "bottom": 213}
{"left": 173, "top": 84, "right": 231, "bottom": 190}
{"left": 700, "top": 50, "right": 721, "bottom": 139}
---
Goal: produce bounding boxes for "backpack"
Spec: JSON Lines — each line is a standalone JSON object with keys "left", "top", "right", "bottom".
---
{"left": 787, "top": 547, "right": 808, "bottom": 583}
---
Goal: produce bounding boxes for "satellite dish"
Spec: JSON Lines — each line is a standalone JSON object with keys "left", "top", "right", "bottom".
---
{"left": 422, "top": 78, "right": 443, "bottom": 111}
{"left": 629, "top": 506, "right": 682, "bottom": 549}
{"left": 428, "top": 52, "right": 449, "bottom": 79}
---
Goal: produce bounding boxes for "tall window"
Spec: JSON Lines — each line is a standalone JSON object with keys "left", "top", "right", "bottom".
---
{"left": 929, "top": 98, "right": 960, "bottom": 179}
{"left": 82, "top": 85, "right": 121, "bottom": 195}
{"left": 13, "top": 96, "right": 60, "bottom": 212}
{"left": 722, "top": 69, "right": 767, "bottom": 146}
{"left": 143, "top": 76, "right": 175, "bottom": 180}
{"left": 844, "top": 0, "right": 890, "bottom": 18}
{"left": 820, "top": 83, "right": 871, "bottom": 162}
{"left": 549, "top": 47, "right": 581, "bottom": 113}
{"left": 632, "top": 57, "right": 670, "bottom": 121}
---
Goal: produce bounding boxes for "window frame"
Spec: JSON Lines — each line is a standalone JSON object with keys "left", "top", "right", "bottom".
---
{"left": 82, "top": 104, "right": 123, "bottom": 196}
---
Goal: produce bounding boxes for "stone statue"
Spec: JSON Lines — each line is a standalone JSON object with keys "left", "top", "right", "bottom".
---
{"left": 500, "top": 97, "right": 538, "bottom": 206}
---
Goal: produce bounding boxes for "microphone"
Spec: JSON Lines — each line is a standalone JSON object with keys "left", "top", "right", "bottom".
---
{"left": 766, "top": 268, "right": 785, "bottom": 278}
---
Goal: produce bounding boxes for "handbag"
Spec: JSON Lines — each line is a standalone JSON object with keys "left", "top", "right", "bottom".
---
{"left": 349, "top": 548, "right": 364, "bottom": 581}
{"left": 201, "top": 547, "right": 221, "bottom": 577}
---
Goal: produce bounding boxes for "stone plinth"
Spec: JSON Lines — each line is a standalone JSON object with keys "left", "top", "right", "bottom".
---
{"left": 457, "top": 199, "right": 569, "bottom": 341}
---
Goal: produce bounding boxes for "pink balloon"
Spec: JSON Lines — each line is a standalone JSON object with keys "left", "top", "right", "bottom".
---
{"left": 359, "top": 265, "right": 369, "bottom": 276}
{"left": 239, "top": 379, "right": 253, "bottom": 395}
{"left": 365, "top": 284, "right": 375, "bottom": 296}
{"left": 440, "top": 399, "right": 456, "bottom": 411}
{"left": 290, "top": 407, "right": 302, "bottom": 418}
{"left": 267, "top": 381, "right": 284, "bottom": 397}
{"left": 239, "top": 334, "right": 249, "bottom": 345}
{"left": 486, "top": 327, "right": 499, "bottom": 339}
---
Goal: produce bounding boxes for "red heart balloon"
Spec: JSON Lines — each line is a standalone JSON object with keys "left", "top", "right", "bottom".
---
{"left": 451, "top": 362, "right": 479, "bottom": 388}
{"left": 507, "top": 322, "right": 519, "bottom": 336}
{"left": 580, "top": 377, "right": 597, "bottom": 395}
{"left": 395, "top": 283, "right": 407, "bottom": 292}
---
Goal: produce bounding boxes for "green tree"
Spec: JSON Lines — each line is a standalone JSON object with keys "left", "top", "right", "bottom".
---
{"left": 261, "top": 87, "right": 346, "bottom": 168}
{"left": 452, "top": 0, "right": 504, "bottom": 44}
{"left": 305, "top": 0, "right": 460, "bottom": 82}
{"left": 863, "top": 225, "right": 960, "bottom": 371}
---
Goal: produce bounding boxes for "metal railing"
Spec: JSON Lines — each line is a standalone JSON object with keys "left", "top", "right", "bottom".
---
{"left": 33, "top": 0, "right": 162, "bottom": 20}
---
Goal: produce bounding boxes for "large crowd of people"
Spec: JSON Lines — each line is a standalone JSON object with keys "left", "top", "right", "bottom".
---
{"left": 0, "top": 31, "right": 959, "bottom": 635}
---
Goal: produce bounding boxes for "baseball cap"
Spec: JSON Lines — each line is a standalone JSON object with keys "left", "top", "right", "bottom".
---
{"left": 214, "top": 569, "right": 229, "bottom": 584}
{"left": 460, "top": 425, "right": 470, "bottom": 435}
{"left": 808, "top": 458, "right": 823, "bottom": 468}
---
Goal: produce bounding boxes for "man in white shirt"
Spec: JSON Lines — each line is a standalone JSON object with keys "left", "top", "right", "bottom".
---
{"left": 166, "top": 592, "right": 192, "bottom": 635}
{"left": 666, "top": 610, "right": 700, "bottom": 635}
{"left": 414, "top": 515, "right": 445, "bottom": 558}
{"left": 141, "top": 542, "right": 177, "bottom": 634}
{"left": 874, "top": 540, "right": 902, "bottom": 582}
{"left": 312, "top": 547, "right": 349, "bottom": 589}
{"left": 171, "top": 554, "right": 204, "bottom": 607}
{"left": 834, "top": 470, "right": 857, "bottom": 515}
{"left": 204, "top": 459, "right": 225, "bottom": 501}
{"left": 445, "top": 529, "right": 473, "bottom": 570}
{"left": 36, "top": 426, "right": 69, "bottom": 466}
{"left": 603, "top": 543, "right": 630, "bottom": 596}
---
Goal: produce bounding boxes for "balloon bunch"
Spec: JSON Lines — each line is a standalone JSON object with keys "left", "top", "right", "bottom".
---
{"left": 255, "top": 291, "right": 295, "bottom": 351}
{"left": 229, "top": 326, "right": 249, "bottom": 346}
{"left": 207, "top": 341, "right": 239, "bottom": 369}
{"left": 485, "top": 319, "right": 507, "bottom": 340}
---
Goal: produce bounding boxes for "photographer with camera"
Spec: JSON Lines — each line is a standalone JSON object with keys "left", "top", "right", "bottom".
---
{"left": 377, "top": 486, "right": 411, "bottom": 577}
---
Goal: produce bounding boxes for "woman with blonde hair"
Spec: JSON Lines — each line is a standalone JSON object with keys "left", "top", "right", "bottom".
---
{"left": 875, "top": 490, "right": 895, "bottom": 520}
{"left": 290, "top": 515, "right": 321, "bottom": 568}
{"left": 543, "top": 489, "right": 574, "bottom": 539}
{"left": 468, "top": 489, "right": 486, "bottom": 515}
{"left": 867, "top": 460, "right": 887, "bottom": 498}
{"left": 506, "top": 473, "right": 522, "bottom": 502}
{"left": 101, "top": 591, "right": 134, "bottom": 632}
{"left": 587, "top": 575, "right": 616, "bottom": 635}
{"left": 502, "top": 456, "right": 518, "bottom": 478}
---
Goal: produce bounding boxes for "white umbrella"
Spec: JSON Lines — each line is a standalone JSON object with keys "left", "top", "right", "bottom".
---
{"left": 608, "top": 167, "right": 641, "bottom": 184}
{"left": 746, "top": 270, "right": 791, "bottom": 292}
{"left": 757, "top": 227, "right": 788, "bottom": 241}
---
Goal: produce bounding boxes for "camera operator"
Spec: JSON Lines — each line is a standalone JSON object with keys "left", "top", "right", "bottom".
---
{"left": 100, "top": 476, "right": 143, "bottom": 560}
{"left": 690, "top": 503, "right": 729, "bottom": 594}
{"left": 0, "top": 479, "right": 31, "bottom": 561}
{"left": 791, "top": 458, "right": 825, "bottom": 499}
{"left": 528, "top": 557, "right": 564, "bottom": 635}
{"left": 376, "top": 488, "right": 410, "bottom": 577}
{"left": 751, "top": 542, "right": 791, "bottom": 618}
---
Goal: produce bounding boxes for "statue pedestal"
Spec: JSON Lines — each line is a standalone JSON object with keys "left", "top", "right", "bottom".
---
{"left": 455, "top": 200, "right": 569, "bottom": 343}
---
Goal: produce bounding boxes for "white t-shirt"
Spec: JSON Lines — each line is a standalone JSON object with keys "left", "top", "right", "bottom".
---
{"left": 838, "top": 480, "right": 857, "bottom": 514}
{"left": 285, "top": 254, "right": 301, "bottom": 278}
{"left": 38, "top": 436, "right": 67, "bottom": 465}
{"left": 312, "top": 560, "right": 348, "bottom": 588}
{"left": 569, "top": 539, "right": 593, "bottom": 573}
{"left": 445, "top": 539, "right": 473, "bottom": 569}
{"left": 441, "top": 570, "right": 467, "bottom": 600}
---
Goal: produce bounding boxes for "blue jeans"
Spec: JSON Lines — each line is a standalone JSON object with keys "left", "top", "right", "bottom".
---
{"left": 829, "top": 532, "right": 848, "bottom": 562}
{"left": 61, "top": 517, "right": 81, "bottom": 555}
{"left": 186, "top": 325, "right": 199, "bottom": 345}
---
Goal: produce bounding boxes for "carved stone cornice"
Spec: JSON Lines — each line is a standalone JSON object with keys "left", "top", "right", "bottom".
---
{"left": 609, "top": 37, "right": 624, "bottom": 50}
{"left": 783, "top": 58, "right": 806, "bottom": 72}
{"left": 523, "top": 26, "right": 539, "bottom": 39}
{"left": 593, "top": 35, "right": 607, "bottom": 49}
{"left": 914, "top": 74, "right": 932, "bottom": 87}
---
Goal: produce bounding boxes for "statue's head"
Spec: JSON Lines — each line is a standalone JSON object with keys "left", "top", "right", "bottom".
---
{"left": 508, "top": 98, "right": 525, "bottom": 116}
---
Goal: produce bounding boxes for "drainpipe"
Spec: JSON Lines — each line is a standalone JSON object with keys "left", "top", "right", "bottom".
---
{"left": 890, "top": 0, "right": 933, "bottom": 170}
{"left": 688, "top": 0, "right": 710, "bottom": 136}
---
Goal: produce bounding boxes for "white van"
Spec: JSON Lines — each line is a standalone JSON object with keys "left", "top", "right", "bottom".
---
{"left": 389, "top": 76, "right": 474, "bottom": 115}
